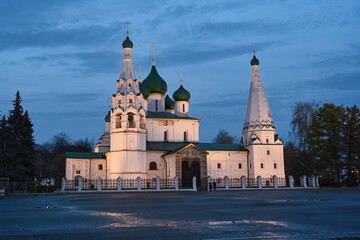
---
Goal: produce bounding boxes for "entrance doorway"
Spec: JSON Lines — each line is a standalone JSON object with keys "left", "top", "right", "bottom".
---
{"left": 181, "top": 160, "right": 201, "bottom": 187}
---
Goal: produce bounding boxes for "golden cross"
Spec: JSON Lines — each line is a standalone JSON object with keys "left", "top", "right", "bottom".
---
{"left": 150, "top": 42, "right": 157, "bottom": 66}
{"left": 179, "top": 70, "right": 184, "bottom": 85}
{"left": 125, "top": 22, "right": 131, "bottom": 36}
{"left": 252, "top": 42, "right": 256, "bottom": 56}
{"left": 137, "top": 66, "right": 143, "bottom": 81}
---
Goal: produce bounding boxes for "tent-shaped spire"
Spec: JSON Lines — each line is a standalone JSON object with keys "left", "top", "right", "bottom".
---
{"left": 244, "top": 51, "right": 274, "bottom": 130}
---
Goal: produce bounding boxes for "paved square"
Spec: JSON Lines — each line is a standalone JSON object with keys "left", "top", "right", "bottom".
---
{"left": 1, "top": 189, "right": 360, "bottom": 239}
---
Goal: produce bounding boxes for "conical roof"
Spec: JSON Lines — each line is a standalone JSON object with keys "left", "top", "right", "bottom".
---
{"left": 142, "top": 66, "right": 167, "bottom": 94}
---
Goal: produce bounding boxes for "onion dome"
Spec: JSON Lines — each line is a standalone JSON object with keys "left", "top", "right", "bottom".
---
{"left": 139, "top": 81, "right": 149, "bottom": 99}
{"left": 122, "top": 36, "right": 133, "bottom": 49}
{"left": 250, "top": 55, "right": 259, "bottom": 66}
{"left": 165, "top": 94, "right": 175, "bottom": 109}
{"left": 173, "top": 85, "right": 191, "bottom": 101}
{"left": 105, "top": 111, "right": 110, "bottom": 122}
{"left": 142, "top": 66, "right": 167, "bottom": 94}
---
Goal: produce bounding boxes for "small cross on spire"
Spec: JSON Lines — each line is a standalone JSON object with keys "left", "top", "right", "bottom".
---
{"left": 125, "top": 22, "right": 131, "bottom": 36}
{"left": 150, "top": 42, "right": 157, "bottom": 66}
{"left": 179, "top": 70, "right": 184, "bottom": 85}
{"left": 252, "top": 42, "right": 256, "bottom": 56}
{"left": 137, "top": 66, "right": 143, "bottom": 81}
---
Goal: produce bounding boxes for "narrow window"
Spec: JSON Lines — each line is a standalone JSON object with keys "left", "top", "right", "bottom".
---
{"left": 217, "top": 163, "right": 221, "bottom": 169}
{"left": 118, "top": 99, "right": 121, "bottom": 104}
{"left": 155, "top": 100, "right": 158, "bottom": 111}
{"left": 76, "top": 170, "right": 80, "bottom": 174}
{"left": 238, "top": 163, "right": 242, "bottom": 169}
{"left": 128, "top": 113, "right": 134, "bottom": 128}
{"left": 98, "top": 164, "right": 103, "bottom": 170}
{"left": 266, "top": 139, "right": 269, "bottom": 143}
{"left": 164, "top": 131, "right": 168, "bottom": 141}
{"left": 129, "top": 83, "right": 131, "bottom": 87}
{"left": 183, "top": 131, "right": 187, "bottom": 141}
{"left": 267, "top": 150, "right": 270, "bottom": 155}
{"left": 116, "top": 114, "right": 122, "bottom": 128}
{"left": 129, "top": 98, "right": 133, "bottom": 104}
{"left": 261, "top": 163, "right": 264, "bottom": 169}
{"left": 250, "top": 163, "right": 252, "bottom": 169}
{"left": 149, "top": 162, "right": 157, "bottom": 170}
{"left": 183, "top": 104, "right": 185, "bottom": 112}
{"left": 274, "top": 163, "right": 277, "bottom": 169}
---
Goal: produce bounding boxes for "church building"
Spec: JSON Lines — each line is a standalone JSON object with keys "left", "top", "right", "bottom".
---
{"left": 65, "top": 30, "right": 285, "bottom": 186}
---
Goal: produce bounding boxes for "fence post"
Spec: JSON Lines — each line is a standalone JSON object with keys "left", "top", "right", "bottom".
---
{"left": 97, "top": 177, "right": 102, "bottom": 191}
{"left": 315, "top": 176, "right": 319, "bottom": 188}
{"left": 192, "top": 176, "right": 197, "bottom": 191}
{"left": 241, "top": 176, "right": 246, "bottom": 189}
{"left": 224, "top": 176, "right": 229, "bottom": 190}
{"left": 273, "top": 175, "right": 278, "bottom": 189}
{"left": 117, "top": 177, "right": 122, "bottom": 191}
{"left": 207, "top": 176, "right": 212, "bottom": 191}
{"left": 311, "top": 176, "right": 316, "bottom": 188}
{"left": 174, "top": 176, "right": 179, "bottom": 190}
{"left": 301, "top": 175, "right": 307, "bottom": 188}
{"left": 78, "top": 177, "right": 83, "bottom": 192}
{"left": 289, "top": 176, "right": 294, "bottom": 188}
{"left": 61, "top": 177, "right": 66, "bottom": 191}
{"left": 137, "top": 176, "right": 141, "bottom": 191}
{"left": 156, "top": 176, "right": 160, "bottom": 191}
{"left": 257, "top": 176, "right": 262, "bottom": 189}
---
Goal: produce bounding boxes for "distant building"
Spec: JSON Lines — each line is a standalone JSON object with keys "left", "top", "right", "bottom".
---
{"left": 65, "top": 30, "right": 285, "bottom": 186}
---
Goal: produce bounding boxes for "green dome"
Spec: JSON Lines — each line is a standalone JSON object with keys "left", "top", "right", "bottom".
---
{"left": 122, "top": 36, "right": 133, "bottom": 48}
{"left": 142, "top": 66, "right": 167, "bottom": 94}
{"left": 139, "top": 81, "right": 149, "bottom": 99}
{"left": 165, "top": 94, "right": 175, "bottom": 109}
{"left": 173, "top": 85, "right": 191, "bottom": 101}
{"left": 250, "top": 55, "right": 259, "bottom": 66}
{"left": 105, "top": 111, "right": 110, "bottom": 122}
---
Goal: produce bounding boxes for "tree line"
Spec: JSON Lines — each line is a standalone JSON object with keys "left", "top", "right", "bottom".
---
{"left": 285, "top": 102, "right": 360, "bottom": 186}
{"left": 0, "top": 92, "right": 93, "bottom": 181}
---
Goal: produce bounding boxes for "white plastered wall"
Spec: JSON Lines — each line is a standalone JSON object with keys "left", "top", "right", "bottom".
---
{"left": 207, "top": 151, "right": 248, "bottom": 178}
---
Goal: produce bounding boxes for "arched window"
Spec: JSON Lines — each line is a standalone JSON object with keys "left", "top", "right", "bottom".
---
{"left": 98, "top": 164, "right": 103, "bottom": 170}
{"left": 261, "top": 163, "right": 264, "bottom": 169}
{"left": 129, "top": 83, "right": 131, "bottom": 87}
{"left": 183, "top": 104, "right": 185, "bottom": 112}
{"left": 116, "top": 114, "right": 122, "bottom": 128}
{"left": 149, "top": 162, "right": 157, "bottom": 170}
{"left": 238, "top": 163, "right": 242, "bottom": 169}
{"left": 266, "top": 138, "right": 269, "bottom": 143}
{"left": 164, "top": 131, "right": 168, "bottom": 141}
{"left": 274, "top": 163, "right": 277, "bottom": 169}
{"left": 129, "top": 98, "right": 133, "bottom": 104}
{"left": 76, "top": 170, "right": 81, "bottom": 174}
{"left": 155, "top": 100, "right": 158, "bottom": 111}
{"left": 128, "top": 113, "right": 135, "bottom": 128}
{"left": 267, "top": 150, "right": 270, "bottom": 155}
{"left": 217, "top": 163, "right": 221, "bottom": 169}
{"left": 184, "top": 131, "right": 188, "bottom": 142}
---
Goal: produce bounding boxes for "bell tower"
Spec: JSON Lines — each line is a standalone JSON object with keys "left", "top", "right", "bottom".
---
{"left": 108, "top": 25, "right": 148, "bottom": 179}
{"left": 242, "top": 44, "right": 285, "bottom": 179}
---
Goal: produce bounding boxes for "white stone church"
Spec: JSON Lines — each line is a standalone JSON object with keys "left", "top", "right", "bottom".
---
{"left": 65, "top": 30, "right": 285, "bottom": 186}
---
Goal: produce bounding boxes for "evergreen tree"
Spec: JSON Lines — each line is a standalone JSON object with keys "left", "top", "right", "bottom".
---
{"left": 307, "top": 103, "right": 345, "bottom": 183}
{"left": 0, "top": 115, "right": 10, "bottom": 177}
{"left": 6, "top": 91, "right": 36, "bottom": 180}
{"left": 342, "top": 105, "right": 360, "bottom": 186}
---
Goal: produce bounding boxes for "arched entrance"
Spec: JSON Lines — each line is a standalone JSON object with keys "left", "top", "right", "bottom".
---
{"left": 181, "top": 159, "right": 200, "bottom": 187}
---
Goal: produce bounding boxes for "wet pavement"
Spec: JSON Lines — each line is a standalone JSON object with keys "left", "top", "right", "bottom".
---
{"left": 0, "top": 189, "right": 360, "bottom": 239}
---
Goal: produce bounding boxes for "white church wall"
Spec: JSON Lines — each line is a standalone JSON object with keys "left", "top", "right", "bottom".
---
{"left": 146, "top": 119, "right": 199, "bottom": 142}
{"left": 207, "top": 151, "right": 248, "bottom": 178}
{"left": 66, "top": 158, "right": 106, "bottom": 180}
{"left": 147, "top": 93, "right": 165, "bottom": 112}
{"left": 146, "top": 152, "right": 166, "bottom": 178}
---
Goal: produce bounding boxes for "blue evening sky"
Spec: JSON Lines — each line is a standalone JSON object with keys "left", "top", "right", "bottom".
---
{"left": 0, "top": 0, "right": 359, "bottom": 144}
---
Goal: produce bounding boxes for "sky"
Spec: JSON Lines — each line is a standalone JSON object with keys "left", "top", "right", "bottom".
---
{"left": 0, "top": 0, "right": 359, "bottom": 145}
